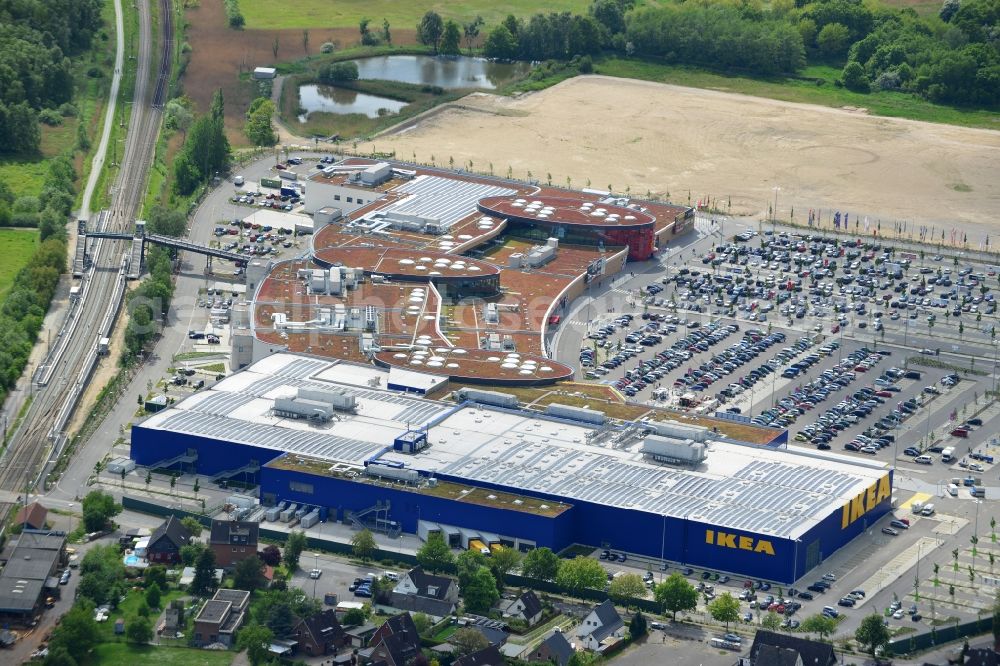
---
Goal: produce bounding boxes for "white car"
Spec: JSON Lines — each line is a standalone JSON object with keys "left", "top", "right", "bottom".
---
{"left": 309, "top": 569, "right": 322, "bottom": 579}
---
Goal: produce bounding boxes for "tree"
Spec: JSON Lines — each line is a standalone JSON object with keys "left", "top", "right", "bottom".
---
{"left": 254, "top": 588, "right": 320, "bottom": 634}
{"left": 609, "top": 574, "right": 646, "bottom": 606}
{"left": 145, "top": 582, "right": 162, "bottom": 609}
{"left": 302, "top": 29, "right": 309, "bottom": 55}
{"left": 342, "top": 607, "right": 366, "bottom": 626}
{"left": 463, "top": 16, "right": 484, "bottom": 54}
{"left": 191, "top": 546, "right": 218, "bottom": 595}
{"left": 483, "top": 25, "right": 518, "bottom": 60}
{"left": 238, "top": 623, "right": 274, "bottom": 666}
{"left": 351, "top": 529, "right": 377, "bottom": 561}
{"left": 629, "top": 610, "right": 648, "bottom": 638}
{"left": 654, "top": 573, "right": 698, "bottom": 620}
{"left": 81, "top": 490, "right": 121, "bottom": 532}
{"left": 359, "top": 17, "right": 378, "bottom": 46}
{"left": 416, "top": 532, "right": 454, "bottom": 572}
{"left": 456, "top": 550, "right": 488, "bottom": 588}
{"left": 417, "top": 11, "right": 445, "bottom": 53}
{"left": 283, "top": 530, "right": 307, "bottom": 571}
{"left": 47, "top": 600, "right": 97, "bottom": 663}
{"left": 856, "top": 613, "right": 891, "bottom": 659}
{"left": 842, "top": 61, "right": 870, "bottom": 93}
{"left": 412, "top": 612, "right": 432, "bottom": 636}
{"left": 940, "top": 0, "right": 961, "bottom": 22}
{"left": 382, "top": 19, "right": 392, "bottom": 45}
{"left": 800, "top": 613, "right": 837, "bottom": 639}
{"left": 234, "top": 555, "right": 267, "bottom": 592}
{"left": 125, "top": 615, "right": 152, "bottom": 644}
{"left": 243, "top": 98, "right": 277, "bottom": 147}
{"left": 817, "top": 22, "right": 851, "bottom": 58}
{"left": 452, "top": 627, "right": 490, "bottom": 657}
{"left": 441, "top": 20, "right": 462, "bottom": 56}
{"left": 708, "top": 592, "right": 740, "bottom": 629}
{"left": 145, "top": 565, "right": 167, "bottom": 591}
{"left": 556, "top": 556, "right": 607, "bottom": 595}
{"left": 762, "top": 611, "right": 783, "bottom": 630}
{"left": 180, "top": 542, "right": 205, "bottom": 567}
{"left": 488, "top": 546, "right": 522, "bottom": 588}
{"left": 272, "top": 36, "right": 279, "bottom": 60}
{"left": 42, "top": 645, "right": 78, "bottom": 666}
{"left": 463, "top": 566, "right": 500, "bottom": 613}
{"left": 522, "top": 547, "right": 560, "bottom": 581}
{"left": 259, "top": 544, "right": 281, "bottom": 566}
{"left": 181, "top": 516, "right": 203, "bottom": 537}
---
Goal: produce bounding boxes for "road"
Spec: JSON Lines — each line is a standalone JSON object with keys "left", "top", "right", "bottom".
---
{"left": 0, "top": 0, "right": 169, "bottom": 517}
{"left": 79, "top": 0, "right": 126, "bottom": 222}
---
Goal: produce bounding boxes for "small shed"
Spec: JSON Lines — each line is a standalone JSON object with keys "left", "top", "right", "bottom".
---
{"left": 114, "top": 618, "right": 125, "bottom": 635}
{"left": 253, "top": 67, "right": 277, "bottom": 80}
{"left": 145, "top": 394, "right": 168, "bottom": 413}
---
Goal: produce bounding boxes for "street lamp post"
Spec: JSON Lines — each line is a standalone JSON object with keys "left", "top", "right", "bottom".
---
{"left": 772, "top": 187, "right": 781, "bottom": 229}
{"left": 311, "top": 552, "right": 319, "bottom": 598}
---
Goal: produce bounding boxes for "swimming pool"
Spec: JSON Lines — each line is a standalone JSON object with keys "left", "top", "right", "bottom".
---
{"left": 123, "top": 554, "right": 141, "bottom": 566}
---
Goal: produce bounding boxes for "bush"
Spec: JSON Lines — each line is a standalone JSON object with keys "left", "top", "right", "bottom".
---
{"left": 39, "top": 109, "right": 63, "bottom": 126}
{"left": 842, "top": 61, "right": 870, "bottom": 92}
{"left": 224, "top": 0, "right": 245, "bottom": 29}
{"left": 57, "top": 103, "right": 78, "bottom": 117}
{"left": 578, "top": 55, "right": 593, "bottom": 73}
{"left": 87, "top": 66, "right": 103, "bottom": 78}
{"left": 320, "top": 42, "right": 335, "bottom": 54}
{"left": 317, "top": 61, "right": 359, "bottom": 83}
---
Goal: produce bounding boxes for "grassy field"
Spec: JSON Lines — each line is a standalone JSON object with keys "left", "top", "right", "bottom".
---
{"left": 0, "top": 228, "right": 39, "bottom": 300}
{"left": 242, "top": 0, "right": 592, "bottom": 29}
{"left": 593, "top": 58, "right": 1000, "bottom": 130}
{"left": 85, "top": 644, "right": 233, "bottom": 666}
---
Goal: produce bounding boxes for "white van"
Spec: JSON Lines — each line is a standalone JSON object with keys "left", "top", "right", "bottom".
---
{"left": 948, "top": 484, "right": 959, "bottom": 496}
{"left": 234, "top": 175, "right": 245, "bottom": 186}
{"left": 921, "top": 503, "right": 936, "bottom": 516}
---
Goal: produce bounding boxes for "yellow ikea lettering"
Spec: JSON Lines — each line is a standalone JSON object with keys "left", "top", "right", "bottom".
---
{"left": 841, "top": 475, "right": 893, "bottom": 529}
{"left": 705, "top": 529, "right": 775, "bottom": 556}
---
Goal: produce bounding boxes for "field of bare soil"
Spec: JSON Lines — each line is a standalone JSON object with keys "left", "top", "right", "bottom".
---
{"left": 373, "top": 76, "right": 1000, "bottom": 237}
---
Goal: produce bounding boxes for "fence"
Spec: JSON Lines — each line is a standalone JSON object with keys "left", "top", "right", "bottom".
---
{"left": 888, "top": 616, "right": 993, "bottom": 655}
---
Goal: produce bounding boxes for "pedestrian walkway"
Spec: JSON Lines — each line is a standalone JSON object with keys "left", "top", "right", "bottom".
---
{"left": 855, "top": 536, "right": 944, "bottom": 605}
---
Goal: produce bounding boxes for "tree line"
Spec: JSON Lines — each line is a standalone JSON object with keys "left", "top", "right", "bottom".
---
{"left": 457, "top": 0, "right": 1000, "bottom": 108}
{"left": 173, "top": 89, "right": 230, "bottom": 195}
{"left": 0, "top": 0, "right": 104, "bottom": 154}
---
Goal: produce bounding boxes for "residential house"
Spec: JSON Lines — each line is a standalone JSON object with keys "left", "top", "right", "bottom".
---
{"left": 145, "top": 515, "right": 193, "bottom": 564}
{"left": 385, "top": 566, "right": 459, "bottom": 621}
{"left": 13, "top": 502, "right": 47, "bottom": 531}
{"left": 207, "top": 519, "right": 259, "bottom": 568}
{"left": 575, "top": 600, "right": 624, "bottom": 652}
{"left": 739, "top": 630, "right": 837, "bottom": 666}
{"left": 523, "top": 630, "right": 575, "bottom": 666}
{"left": 294, "top": 609, "right": 347, "bottom": 656}
{"left": 502, "top": 590, "right": 543, "bottom": 626}
{"left": 192, "top": 589, "right": 250, "bottom": 646}
{"left": 366, "top": 613, "right": 422, "bottom": 666}
{"left": 453, "top": 645, "right": 505, "bottom": 666}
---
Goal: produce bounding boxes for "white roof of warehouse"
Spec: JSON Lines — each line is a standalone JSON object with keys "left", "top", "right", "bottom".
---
{"left": 138, "top": 353, "right": 888, "bottom": 539}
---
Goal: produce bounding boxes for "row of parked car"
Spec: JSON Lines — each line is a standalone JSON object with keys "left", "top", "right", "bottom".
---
{"left": 772, "top": 352, "right": 875, "bottom": 436}
{"left": 611, "top": 322, "right": 740, "bottom": 397}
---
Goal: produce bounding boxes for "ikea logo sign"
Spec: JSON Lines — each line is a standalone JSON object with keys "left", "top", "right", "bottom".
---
{"left": 705, "top": 530, "right": 775, "bottom": 556}
{"left": 841, "top": 475, "right": 891, "bottom": 529}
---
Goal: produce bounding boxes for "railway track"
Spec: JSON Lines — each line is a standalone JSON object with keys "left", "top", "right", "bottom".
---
{"left": 0, "top": 0, "right": 170, "bottom": 512}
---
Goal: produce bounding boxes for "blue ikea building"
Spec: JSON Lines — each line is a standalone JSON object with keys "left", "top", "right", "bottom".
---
{"left": 130, "top": 354, "right": 893, "bottom": 584}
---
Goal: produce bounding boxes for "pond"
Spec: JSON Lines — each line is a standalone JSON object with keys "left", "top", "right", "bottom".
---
{"left": 297, "top": 84, "right": 408, "bottom": 122}
{"left": 351, "top": 55, "right": 531, "bottom": 89}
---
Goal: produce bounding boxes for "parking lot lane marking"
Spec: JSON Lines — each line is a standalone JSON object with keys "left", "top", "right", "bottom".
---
{"left": 898, "top": 492, "right": 932, "bottom": 511}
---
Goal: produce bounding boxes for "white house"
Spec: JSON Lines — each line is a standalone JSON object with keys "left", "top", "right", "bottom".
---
{"left": 502, "top": 590, "right": 543, "bottom": 626}
{"left": 575, "top": 600, "right": 624, "bottom": 652}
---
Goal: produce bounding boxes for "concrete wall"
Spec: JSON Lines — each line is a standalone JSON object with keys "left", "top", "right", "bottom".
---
{"left": 303, "top": 181, "right": 385, "bottom": 215}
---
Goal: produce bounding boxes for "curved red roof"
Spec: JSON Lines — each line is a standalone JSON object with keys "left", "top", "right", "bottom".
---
{"left": 374, "top": 348, "right": 573, "bottom": 386}
{"left": 478, "top": 195, "right": 655, "bottom": 228}
{"left": 314, "top": 246, "right": 500, "bottom": 280}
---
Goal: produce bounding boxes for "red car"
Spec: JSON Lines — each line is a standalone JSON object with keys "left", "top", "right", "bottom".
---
{"left": 875, "top": 390, "right": 893, "bottom": 398}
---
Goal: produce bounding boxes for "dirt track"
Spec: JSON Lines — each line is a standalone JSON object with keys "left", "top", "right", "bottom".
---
{"left": 372, "top": 76, "right": 1000, "bottom": 237}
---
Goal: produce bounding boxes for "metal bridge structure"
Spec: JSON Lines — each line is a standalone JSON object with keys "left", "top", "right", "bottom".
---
{"left": 74, "top": 218, "right": 247, "bottom": 279}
